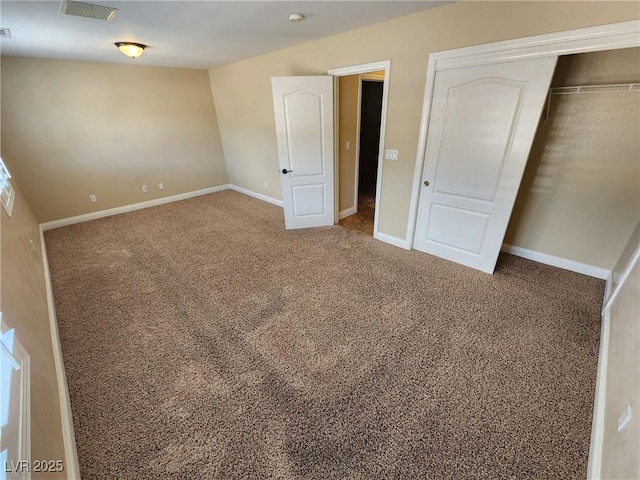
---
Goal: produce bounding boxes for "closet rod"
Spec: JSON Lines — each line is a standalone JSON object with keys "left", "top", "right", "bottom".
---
{"left": 549, "top": 83, "right": 640, "bottom": 95}
{"left": 544, "top": 83, "right": 639, "bottom": 120}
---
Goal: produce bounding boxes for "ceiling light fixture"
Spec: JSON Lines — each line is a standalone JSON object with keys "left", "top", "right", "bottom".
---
{"left": 288, "top": 13, "right": 305, "bottom": 23}
{"left": 115, "top": 42, "right": 146, "bottom": 59}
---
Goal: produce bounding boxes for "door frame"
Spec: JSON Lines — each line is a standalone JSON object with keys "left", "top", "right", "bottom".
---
{"left": 407, "top": 20, "right": 640, "bottom": 249}
{"left": 328, "top": 60, "right": 390, "bottom": 239}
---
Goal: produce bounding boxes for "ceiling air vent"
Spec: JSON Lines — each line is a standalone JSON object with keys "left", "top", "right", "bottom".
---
{"left": 59, "top": 0, "right": 118, "bottom": 21}
{"left": 0, "top": 28, "right": 11, "bottom": 39}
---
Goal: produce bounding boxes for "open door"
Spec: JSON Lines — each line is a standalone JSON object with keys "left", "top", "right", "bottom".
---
{"left": 413, "top": 56, "right": 557, "bottom": 273}
{"left": 272, "top": 76, "right": 334, "bottom": 229}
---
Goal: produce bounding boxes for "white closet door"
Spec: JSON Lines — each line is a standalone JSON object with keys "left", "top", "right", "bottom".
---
{"left": 414, "top": 57, "right": 557, "bottom": 273}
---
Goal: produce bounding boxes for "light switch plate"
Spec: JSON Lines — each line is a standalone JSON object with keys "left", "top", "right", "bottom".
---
{"left": 385, "top": 149, "right": 398, "bottom": 161}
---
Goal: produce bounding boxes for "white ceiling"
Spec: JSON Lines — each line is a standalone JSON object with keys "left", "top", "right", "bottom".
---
{"left": 0, "top": 1, "right": 448, "bottom": 69}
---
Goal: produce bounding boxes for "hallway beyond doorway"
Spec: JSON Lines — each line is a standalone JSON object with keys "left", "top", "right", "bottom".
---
{"left": 339, "top": 192, "right": 375, "bottom": 235}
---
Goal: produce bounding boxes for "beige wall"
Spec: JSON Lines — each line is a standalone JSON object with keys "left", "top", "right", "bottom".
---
{"left": 1, "top": 57, "right": 228, "bottom": 223}
{"left": 338, "top": 75, "right": 359, "bottom": 213}
{"left": 506, "top": 48, "right": 640, "bottom": 270}
{"left": 601, "top": 232, "right": 639, "bottom": 479}
{"left": 1, "top": 183, "right": 66, "bottom": 479}
{"left": 208, "top": 1, "right": 639, "bottom": 241}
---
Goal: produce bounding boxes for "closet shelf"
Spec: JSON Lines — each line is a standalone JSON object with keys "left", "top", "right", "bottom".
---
{"left": 544, "top": 83, "right": 639, "bottom": 120}
{"left": 549, "top": 83, "right": 640, "bottom": 95}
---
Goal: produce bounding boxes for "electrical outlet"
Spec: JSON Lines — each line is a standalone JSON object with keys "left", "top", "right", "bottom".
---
{"left": 235, "top": 173, "right": 240, "bottom": 180}
{"left": 158, "top": 182, "right": 164, "bottom": 190}
{"left": 142, "top": 185, "right": 148, "bottom": 193}
{"left": 385, "top": 149, "right": 399, "bottom": 161}
{"left": 346, "top": 140, "right": 351, "bottom": 150}
{"left": 264, "top": 181, "right": 268, "bottom": 188}
{"left": 89, "top": 194, "right": 97, "bottom": 203}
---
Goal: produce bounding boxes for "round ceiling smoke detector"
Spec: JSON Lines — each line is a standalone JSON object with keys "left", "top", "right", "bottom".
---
{"left": 288, "top": 13, "right": 305, "bottom": 22}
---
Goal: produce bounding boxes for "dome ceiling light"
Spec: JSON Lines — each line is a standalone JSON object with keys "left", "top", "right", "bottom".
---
{"left": 115, "top": 42, "right": 147, "bottom": 59}
{"left": 288, "top": 13, "right": 305, "bottom": 23}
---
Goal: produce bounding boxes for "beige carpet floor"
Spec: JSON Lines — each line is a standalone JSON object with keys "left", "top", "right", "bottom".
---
{"left": 45, "top": 190, "right": 604, "bottom": 479}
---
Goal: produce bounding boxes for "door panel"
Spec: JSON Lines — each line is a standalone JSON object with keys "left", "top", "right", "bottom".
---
{"left": 292, "top": 184, "right": 326, "bottom": 216}
{"left": 414, "top": 57, "right": 557, "bottom": 273}
{"left": 427, "top": 204, "right": 491, "bottom": 254}
{"left": 272, "top": 76, "right": 334, "bottom": 229}
{"left": 285, "top": 92, "right": 325, "bottom": 176}
{"left": 435, "top": 80, "right": 524, "bottom": 201}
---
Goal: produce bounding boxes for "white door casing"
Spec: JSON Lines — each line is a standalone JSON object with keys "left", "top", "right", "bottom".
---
{"left": 272, "top": 76, "right": 334, "bottom": 229}
{"left": 328, "top": 60, "right": 391, "bottom": 240}
{"left": 413, "top": 57, "right": 557, "bottom": 273}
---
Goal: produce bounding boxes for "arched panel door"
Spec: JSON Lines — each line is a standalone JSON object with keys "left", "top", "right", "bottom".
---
{"left": 414, "top": 57, "right": 557, "bottom": 273}
{"left": 272, "top": 76, "right": 334, "bottom": 230}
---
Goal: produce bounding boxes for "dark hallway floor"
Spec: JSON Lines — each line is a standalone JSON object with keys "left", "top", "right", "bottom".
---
{"left": 339, "top": 194, "right": 375, "bottom": 236}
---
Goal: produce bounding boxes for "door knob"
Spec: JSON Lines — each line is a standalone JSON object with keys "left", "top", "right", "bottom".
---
{"left": 281, "top": 169, "right": 293, "bottom": 174}
{"left": 423, "top": 180, "right": 430, "bottom": 187}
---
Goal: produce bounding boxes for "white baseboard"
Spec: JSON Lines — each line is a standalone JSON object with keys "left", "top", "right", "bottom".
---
{"left": 227, "top": 184, "right": 283, "bottom": 207}
{"left": 39, "top": 228, "right": 81, "bottom": 480}
{"left": 501, "top": 244, "right": 610, "bottom": 279}
{"left": 375, "top": 232, "right": 411, "bottom": 250}
{"left": 40, "top": 185, "right": 230, "bottom": 231}
{"left": 604, "top": 271, "right": 614, "bottom": 307}
{"left": 339, "top": 206, "right": 357, "bottom": 220}
{"left": 587, "top": 307, "right": 610, "bottom": 480}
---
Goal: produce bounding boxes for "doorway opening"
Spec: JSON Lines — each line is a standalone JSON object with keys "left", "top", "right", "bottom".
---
{"left": 353, "top": 77, "right": 384, "bottom": 235}
{"left": 333, "top": 69, "right": 386, "bottom": 236}
{"left": 328, "top": 60, "right": 390, "bottom": 239}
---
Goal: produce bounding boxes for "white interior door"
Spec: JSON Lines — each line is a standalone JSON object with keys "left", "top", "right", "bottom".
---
{"left": 414, "top": 56, "right": 557, "bottom": 273}
{"left": 272, "top": 76, "right": 334, "bottom": 230}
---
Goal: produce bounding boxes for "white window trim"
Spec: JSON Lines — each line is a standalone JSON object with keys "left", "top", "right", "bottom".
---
{"left": 0, "top": 157, "right": 15, "bottom": 217}
{"left": 0, "top": 316, "right": 31, "bottom": 480}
